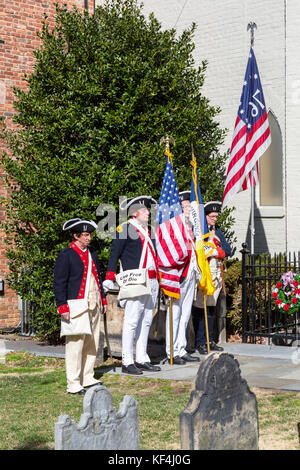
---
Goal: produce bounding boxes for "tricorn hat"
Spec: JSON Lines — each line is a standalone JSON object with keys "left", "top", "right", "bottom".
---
{"left": 179, "top": 191, "right": 191, "bottom": 202}
{"left": 204, "top": 201, "right": 222, "bottom": 215}
{"left": 63, "top": 218, "right": 98, "bottom": 233}
{"left": 120, "top": 195, "right": 158, "bottom": 216}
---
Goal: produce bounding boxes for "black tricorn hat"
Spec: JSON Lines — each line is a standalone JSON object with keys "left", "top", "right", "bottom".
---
{"left": 120, "top": 195, "right": 158, "bottom": 216}
{"left": 63, "top": 218, "right": 98, "bottom": 233}
{"left": 204, "top": 201, "right": 222, "bottom": 215}
{"left": 179, "top": 191, "right": 191, "bottom": 202}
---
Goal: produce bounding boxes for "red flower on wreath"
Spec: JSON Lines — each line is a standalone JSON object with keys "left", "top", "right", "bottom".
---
{"left": 273, "top": 271, "right": 300, "bottom": 315}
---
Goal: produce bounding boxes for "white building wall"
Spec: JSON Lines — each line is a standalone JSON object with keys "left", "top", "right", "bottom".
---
{"left": 96, "top": 0, "right": 299, "bottom": 256}
{"left": 286, "top": 0, "right": 300, "bottom": 254}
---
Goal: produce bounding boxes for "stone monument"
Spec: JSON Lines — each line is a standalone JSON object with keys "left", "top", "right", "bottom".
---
{"left": 0, "top": 340, "right": 6, "bottom": 364}
{"left": 180, "top": 352, "right": 259, "bottom": 450}
{"left": 55, "top": 385, "right": 139, "bottom": 450}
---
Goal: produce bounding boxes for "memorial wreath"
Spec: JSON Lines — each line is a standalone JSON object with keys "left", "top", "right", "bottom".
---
{"left": 272, "top": 271, "right": 300, "bottom": 314}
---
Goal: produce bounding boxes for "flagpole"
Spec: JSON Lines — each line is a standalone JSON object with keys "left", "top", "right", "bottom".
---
{"left": 250, "top": 168, "right": 255, "bottom": 255}
{"left": 169, "top": 298, "right": 173, "bottom": 366}
{"left": 203, "top": 295, "right": 210, "bottom": 354}
{"left": 160, "top": 134, "right": 175, "bottom": 366}
{"left": 248, "top": 22, "right": 257, "bottom": 256}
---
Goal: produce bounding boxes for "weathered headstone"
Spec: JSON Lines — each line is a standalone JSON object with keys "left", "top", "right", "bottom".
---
{"left": 55, "top": 385, "right": 139, "bottom": 450}
{"left": 180, "top": 352, "right": 259, "bottom": 450}
{"left": 0, "top": 340, "right": 6, "bottom": 364}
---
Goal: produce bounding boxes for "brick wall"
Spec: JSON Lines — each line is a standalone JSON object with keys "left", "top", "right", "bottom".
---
{"left": 0, "top": 0, "right": 94, "bottom": 328}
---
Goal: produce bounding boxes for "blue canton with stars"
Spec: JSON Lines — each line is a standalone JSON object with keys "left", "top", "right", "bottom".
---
{"left": 156, "top": 154, "right": 182, "bottom": 226}
{"left": 238, "top": 47, "right": 267, "bottom": 133}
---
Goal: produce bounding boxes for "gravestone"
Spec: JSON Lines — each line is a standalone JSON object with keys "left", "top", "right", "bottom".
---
{"left": 0, "top": 340, "right": 6, "bottom": 364}
{"left": 180, "top": 352, "right": 259, "bottom": 450}
{"left": 55, "top": 385, "right": 139, "bottom": 450}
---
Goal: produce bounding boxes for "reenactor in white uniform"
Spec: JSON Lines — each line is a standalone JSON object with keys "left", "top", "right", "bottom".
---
{"left": 165, "top": 191, "right": 201, "bottom": 364}
{"left": 103, "top": 196, "right": 161, "bottom": 375}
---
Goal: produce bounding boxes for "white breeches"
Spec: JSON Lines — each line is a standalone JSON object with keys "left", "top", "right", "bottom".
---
{"left": 166, "top": 272, "right": 196, "bottom": 358}
{"left": 65, "top": 305, "right": 101, "bottom": 393}
{"left": 122, "top": 278, "right": 159, "bottom": 366}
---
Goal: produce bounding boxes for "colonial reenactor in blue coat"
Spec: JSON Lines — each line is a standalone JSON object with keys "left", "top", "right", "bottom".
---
{"left": 53, "top": 218, "right": 107, "bottom": 394}
{"left": 103, "top": 196, "right": 161, "bottom": 375}
{"left": 192, "top": 202, "right": 231, "bottom": 354}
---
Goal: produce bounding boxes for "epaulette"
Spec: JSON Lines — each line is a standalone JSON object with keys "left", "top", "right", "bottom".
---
{"left": 116, "top": 221, "right": 130, "bottom": 233}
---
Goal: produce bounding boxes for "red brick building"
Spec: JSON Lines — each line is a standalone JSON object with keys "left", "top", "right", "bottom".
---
{"left": 0, "top": 0, "right": 95, "bottom": 329}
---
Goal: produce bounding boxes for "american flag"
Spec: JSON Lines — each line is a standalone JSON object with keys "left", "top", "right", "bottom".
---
{"left": 155, "top": 150, "right": 189, "bottom": 299}
{"left": 222, "top": 47, "right": 271, "bottom": 207}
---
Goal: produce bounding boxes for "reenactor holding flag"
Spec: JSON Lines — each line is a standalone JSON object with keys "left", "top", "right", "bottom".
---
{"left": 192, "top": 201, "right": 231, "bottom": 354}
{"left": 165, "top": 190, "right": 201, "bottom": 364}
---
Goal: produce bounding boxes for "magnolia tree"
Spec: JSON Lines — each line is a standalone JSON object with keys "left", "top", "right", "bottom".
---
{"left": 1, "top": 0, "right": 232, "bottom": 340}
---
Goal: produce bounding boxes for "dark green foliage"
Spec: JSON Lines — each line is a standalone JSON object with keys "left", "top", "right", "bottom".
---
{"left": 224, "top": 259, "right": 243, "bottom": 335}
{"left": 0, "top": 0, "right": 232, "bottom": 340}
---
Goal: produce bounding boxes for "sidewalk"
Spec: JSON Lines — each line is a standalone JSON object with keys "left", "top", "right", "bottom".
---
{"left": 1, "top": 336, "right": 300, "bottom": 391}
{"left": 0, "top": 336, "right": 65, "bottom": 358}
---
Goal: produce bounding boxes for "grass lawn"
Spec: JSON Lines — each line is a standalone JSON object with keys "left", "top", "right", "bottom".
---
{"left": 0, "top": 351, "right": 300, "bottom": 450}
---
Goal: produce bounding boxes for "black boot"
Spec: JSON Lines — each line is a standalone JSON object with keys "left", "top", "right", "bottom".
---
{"left": 210, "top": 342, "right": 224, "bottom": 351}
{"left": 122, "top": 363, "right": 143, "bottom": 375}
{"left": 197, "top": 345, "right": 208, "bottom": 355}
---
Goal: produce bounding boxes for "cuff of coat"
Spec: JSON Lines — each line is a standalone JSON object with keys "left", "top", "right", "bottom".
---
{"left": 105, "top": 271, "right": 116, "bottom": 281}
{"left": 102, "top": 297, "right": 108, "bottom": 306}
{"left": 57, "top": 304, "right": 70, "bottom": 315}
{"left": 216, "top": 247, "right": 225, "bottom": 259}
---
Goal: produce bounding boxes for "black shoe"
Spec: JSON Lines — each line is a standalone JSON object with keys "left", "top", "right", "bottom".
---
{"left": 210, "top": 342, "right": 224, "bottom": 351}
{"left": 85, "top": 381, "right": 102, "bottom": 388}
{"left": 168, "top": 356, "right": 186, "bottom": 365}
{"left": 186, "top": 348, "right": 196, "bottom": 354}
{"left": 181, "top": 353, "right": 200, "bottom": 362}
{"left": 122, "top": 364, "right": 143, "bottom": 375}
{"left": 197, "top": 345, "right": 208, "bottom": 355}
{"left": 135, "top": 362, "right": 161, "bottom": 372}
{"left": 69, "top": 389, "right": 86, "bottom": 395}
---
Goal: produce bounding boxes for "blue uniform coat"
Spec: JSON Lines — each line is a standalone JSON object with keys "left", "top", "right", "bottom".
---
{"left": 53, "top": 243, "right": 106, "bottom": 314}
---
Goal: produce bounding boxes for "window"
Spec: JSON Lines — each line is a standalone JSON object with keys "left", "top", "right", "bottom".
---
{"left": 259, "top": 110, "right": 283, "bottom": 206}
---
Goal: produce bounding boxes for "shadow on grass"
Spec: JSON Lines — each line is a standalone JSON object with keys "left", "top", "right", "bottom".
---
{"left": 16, "top": 437, "right": 53, "bottom": 450}
{"left": 94, "top": 363, "right": 119, "bottom": 378}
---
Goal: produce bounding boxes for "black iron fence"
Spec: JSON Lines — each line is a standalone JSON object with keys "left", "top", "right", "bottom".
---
{"left": 241, "top": 243, "right": 300, "bottom": 345}
{"left": 20, "top": 298, "right": 35, "bottom": 336}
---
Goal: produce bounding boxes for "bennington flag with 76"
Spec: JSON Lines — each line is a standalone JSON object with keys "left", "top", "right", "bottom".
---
{"left": 222, "top": 47, "right": 271, "bottom": 207}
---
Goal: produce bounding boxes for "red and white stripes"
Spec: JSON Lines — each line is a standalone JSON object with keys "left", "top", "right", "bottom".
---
{"left": 223, "top": 111, "right": 271, "bottom": 207}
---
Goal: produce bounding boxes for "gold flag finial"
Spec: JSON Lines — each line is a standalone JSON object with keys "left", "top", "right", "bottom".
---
{"left": 160, "top": 135, "right": 175, "bottom": 164}
{"left": 160, "top": 134, "right": 175, "bottom": 151}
